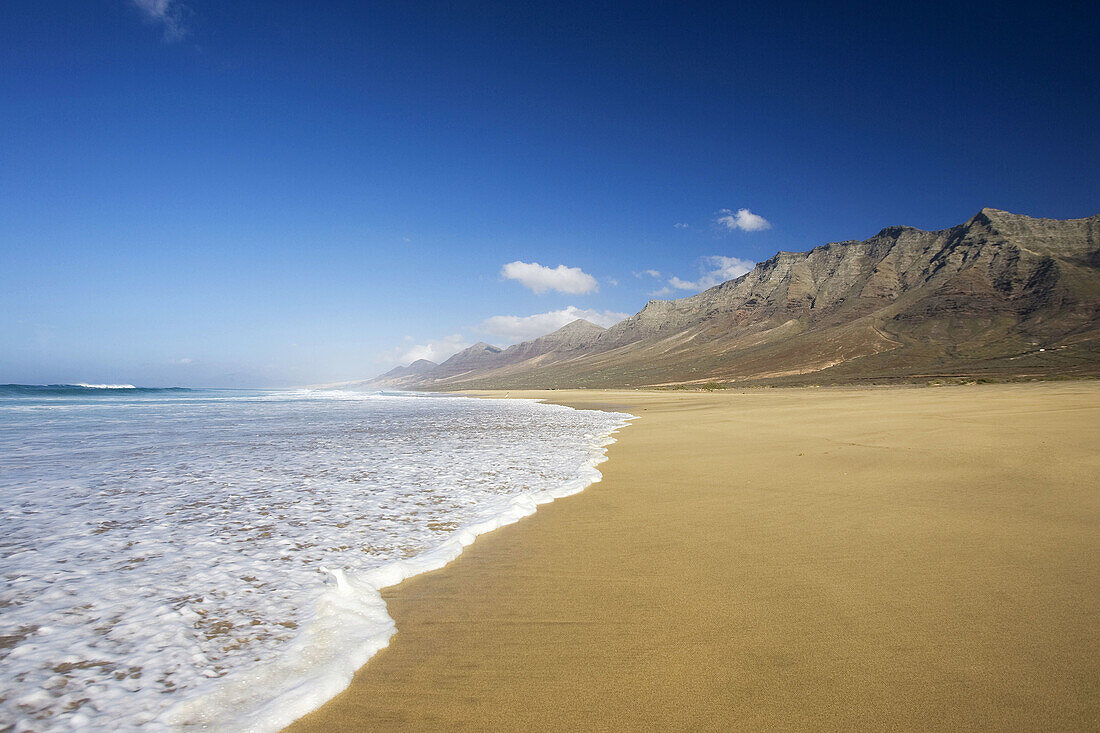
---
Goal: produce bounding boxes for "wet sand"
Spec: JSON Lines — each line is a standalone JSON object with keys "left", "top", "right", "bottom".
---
{"left": 287, "top": 382, "right": 1100, "bottom": 730}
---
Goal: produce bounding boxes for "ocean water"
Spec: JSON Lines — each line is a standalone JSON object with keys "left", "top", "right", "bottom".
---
{"left": 0, "top": 386, "right": 630, "bottom": 731}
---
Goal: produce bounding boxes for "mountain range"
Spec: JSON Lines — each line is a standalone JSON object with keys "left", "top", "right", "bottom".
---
{"left": 361, "top": 208, "right": 1100, "bottom": 389}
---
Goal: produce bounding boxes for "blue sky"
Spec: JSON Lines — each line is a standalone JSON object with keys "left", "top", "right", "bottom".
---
{"left": 2, "top": 1, "right": 1097, "bottom": 387}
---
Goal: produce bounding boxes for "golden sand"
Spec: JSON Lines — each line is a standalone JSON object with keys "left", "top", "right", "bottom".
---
{"left": 287, "top": 382, "right": 1100, "bottom": 730}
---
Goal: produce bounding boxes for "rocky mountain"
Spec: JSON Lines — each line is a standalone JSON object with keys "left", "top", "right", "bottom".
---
{"left": 377, "top": 358, "right": 437, "bottom": 381}
{"left": 364, "top": 321, "right": 606, "bottom": 389}
{"left": 494, "top": 318, "right": 605, "bottom": 364}
{"left": 432, "top": 342, "right": 504, "bottom": 379}
{"left": 361, "top": 358, "right": 439, "bottom": 389}
{"left": 365, "top": 209, "right": 1100, "bottom": 389}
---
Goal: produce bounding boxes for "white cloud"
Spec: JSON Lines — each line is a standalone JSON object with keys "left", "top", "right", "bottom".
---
{"left": 668, "top": 255, "right": 755, "bottom": 292}
{"left": 674, "top": 222, "right": 691, "bottom": 229}
{"left": 132, "top": 0, "right": 188, "bottom": 40}
{"left": 501, "top": 261, "right": 599, "bottom": 295}
{"left": 477, "top": 306, "right": 629, "bottom": 343}
{"left": 385, "top": 334, "right": 471, "bottom": 366}
{"left": 633, "top": 269, "right": 661, "bottom": 279}
{"left": 716, "top": 208, "right": 771, "bottom": 232}
{"left": 606, "top": 277, "right": 619, "bottom": 287}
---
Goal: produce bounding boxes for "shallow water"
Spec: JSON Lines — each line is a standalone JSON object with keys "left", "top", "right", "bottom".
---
{"left": 0, "top": 387, "right": 629, "bottom": 731}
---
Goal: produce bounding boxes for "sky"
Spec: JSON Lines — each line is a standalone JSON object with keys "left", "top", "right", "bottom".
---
{"left": 1, "top": 0, "right": 1097, "bottom": 387}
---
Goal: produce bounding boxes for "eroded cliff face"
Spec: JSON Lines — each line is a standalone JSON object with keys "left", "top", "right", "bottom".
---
{"left": 366, "top": 209, "right": 1100, "bottom": 389}
{"left": 600, "top": 209, "right": 1097, "bottom": 346}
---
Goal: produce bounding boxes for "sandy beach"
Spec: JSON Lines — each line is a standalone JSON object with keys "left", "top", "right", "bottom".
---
{"left": 287, "top": 382, "right": 1100, "bottom": 731}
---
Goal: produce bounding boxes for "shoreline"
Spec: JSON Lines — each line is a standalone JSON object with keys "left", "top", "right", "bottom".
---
{"left": 166, "top": 397, "right": 631, "bottom": 731}
{"left": 287, "top": 382, "right": 1100, "bottom": 730}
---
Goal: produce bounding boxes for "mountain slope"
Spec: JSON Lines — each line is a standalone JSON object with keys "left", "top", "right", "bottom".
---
{"left": 367, "top": 209, "right": 1100, "bottom": 389}
{"left": 343, "top": 358, "right": 438, "bottom": 390}
{"left": 364, "top": 321, "right": 607, "bottom": 389}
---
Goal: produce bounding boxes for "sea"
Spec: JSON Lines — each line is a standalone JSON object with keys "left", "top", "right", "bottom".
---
{"left": 0, "top": 384, "right": 631, "bottom": 731}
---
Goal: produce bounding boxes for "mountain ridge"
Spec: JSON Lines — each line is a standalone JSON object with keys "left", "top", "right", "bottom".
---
{"left": 363, "top": 209, "right": 1100, "bottom": 390}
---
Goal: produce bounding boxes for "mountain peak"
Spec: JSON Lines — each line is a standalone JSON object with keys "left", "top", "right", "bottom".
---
{"left": 500, "top": 319, "right": 607, "bottom": 360}
{"left": 552, "top": 318, "right": 605, "bottom": 335}
{"left": 467, "top": 342, "right": 502, "bottom": 353}
{"left": 873, "top": 225, "right": 919, "bottom": 239}
{"left": 969, "top": 207, "right": 1055, "bottom": 229}
{"left": 443, "top": 341, "right": 502, "bottom": 362}
{"left": 971, "top": 207, "right": 1015, "bottom": 226}
{"left": 405, "top": 359, "right": 438, "bottom": 372}
{"left": 535, "top": 318, "right": 605, "bottom": 346}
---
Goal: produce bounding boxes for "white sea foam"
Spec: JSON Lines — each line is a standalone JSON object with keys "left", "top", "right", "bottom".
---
{"left": 0, "top": 389, "right": 630, "bottom": 731}
{"left": 71, "top": 383, "right": 137, "bottom": 389}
